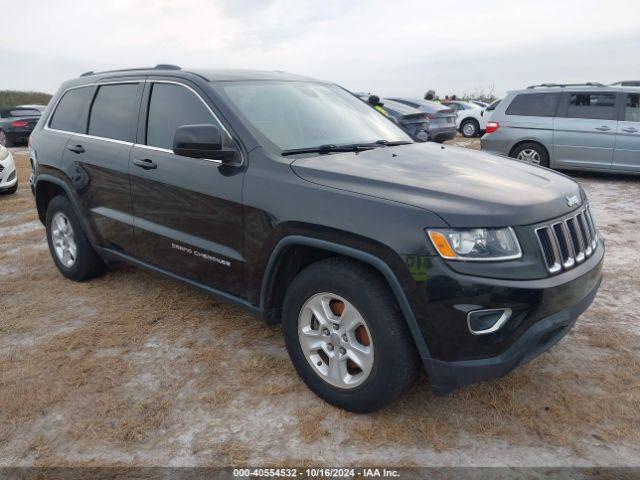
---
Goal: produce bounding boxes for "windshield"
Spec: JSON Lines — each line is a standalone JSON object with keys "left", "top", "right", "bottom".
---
{"left": 217, "top": 81, "right": 412, "bottom": 152}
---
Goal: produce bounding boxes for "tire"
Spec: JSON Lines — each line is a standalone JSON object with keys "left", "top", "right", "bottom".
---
{"left": 45, "top": 195, "right": 105, "bottom": 281}
{"left": 0, "top": 130, "right": 12, "bottom": 147}
{"left": 511, "top": 142, "right": 550, "bottom": 167}
{"left": 282, "top": 258, "right": 420, "bottom": 413}
{"left": 460, "top": 118, "right": 479, "bottom": 137}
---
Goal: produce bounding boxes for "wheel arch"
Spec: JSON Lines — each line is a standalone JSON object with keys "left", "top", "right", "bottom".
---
{"left": 509, "top": 139, "right": 551, "bottom": 161}
{"left": 259, "top": 235, "right": 432, "bottom": 361}
{"left": 34, "top": 174, "right": 99, "bottom": 247}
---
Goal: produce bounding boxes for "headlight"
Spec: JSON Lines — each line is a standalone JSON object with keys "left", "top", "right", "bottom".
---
{"left": 427, "top": 227, "right": 522, "bottom": 261}
{"left": 0, "top": 147, "right": 8, "bottom": 162}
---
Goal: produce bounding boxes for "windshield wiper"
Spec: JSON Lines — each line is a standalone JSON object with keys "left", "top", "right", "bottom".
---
{"left": 373, "top": 140, "right": 414, "bottom": 146}
{"left": 281, "top": 144, "right": 377, "bottom": 156}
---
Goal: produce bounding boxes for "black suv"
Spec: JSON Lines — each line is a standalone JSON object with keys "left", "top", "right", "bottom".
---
{"left": 30, "top": 66, "right": 604, "bottom": 412}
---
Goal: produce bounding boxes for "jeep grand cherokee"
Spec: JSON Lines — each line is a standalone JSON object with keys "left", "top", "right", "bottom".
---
{"left": 29, "top": 65, "right": 604, "bottom": 412}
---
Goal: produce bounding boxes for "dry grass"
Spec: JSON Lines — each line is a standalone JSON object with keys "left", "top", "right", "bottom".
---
{"left": 1, "top": 147, "right": 639, "bottom": 466}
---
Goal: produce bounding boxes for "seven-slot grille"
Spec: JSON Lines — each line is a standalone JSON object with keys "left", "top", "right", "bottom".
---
{"left": 535, "top": 206, "right": 598, "bottom": 274}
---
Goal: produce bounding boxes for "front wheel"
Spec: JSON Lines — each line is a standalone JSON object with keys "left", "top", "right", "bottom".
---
{"left": 0, "top": 130, "right": 12, "bottom": 147}
{"left": 282, "top": 258, "right": 420, "bottom": 413}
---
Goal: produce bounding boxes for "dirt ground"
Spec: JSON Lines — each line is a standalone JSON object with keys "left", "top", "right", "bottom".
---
{"left": 1, "top": 139, "right": 639, "bottom": 467}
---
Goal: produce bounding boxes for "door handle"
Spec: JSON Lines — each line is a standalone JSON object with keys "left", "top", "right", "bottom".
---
{"left": 67, "top": 144, "right": 85, "bottom": 154}
{"left": 133, "top": 158, "right": 157, "bottom": 170}
{"left": 595, "top": 126, "right": 611, "bottom": 132}
{"left": 622, "top": 127, "right": 639, "bottom": 133}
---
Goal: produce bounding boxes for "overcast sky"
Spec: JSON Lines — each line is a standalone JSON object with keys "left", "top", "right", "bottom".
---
{"left": 1, "top": 0, "right": 639, "bottom": 98}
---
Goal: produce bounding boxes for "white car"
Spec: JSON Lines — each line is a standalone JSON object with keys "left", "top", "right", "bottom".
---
{"left": 444, "top": 100, "right": 487, "bottom": 137}
{"left": 0, "top": 145, "right": 18, "bottom": 194}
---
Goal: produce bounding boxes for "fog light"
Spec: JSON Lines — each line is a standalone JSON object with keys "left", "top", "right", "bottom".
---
{"left": 467, "top": 308, "right": 512, "bottom": 335}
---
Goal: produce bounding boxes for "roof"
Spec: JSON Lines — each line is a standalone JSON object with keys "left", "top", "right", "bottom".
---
{"left": 78, "top": 65, "right": 318, "bottom": 83}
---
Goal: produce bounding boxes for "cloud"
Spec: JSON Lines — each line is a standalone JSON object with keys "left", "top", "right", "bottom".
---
{"left": 1, "top": 0, "right": 638, "bottom": 97}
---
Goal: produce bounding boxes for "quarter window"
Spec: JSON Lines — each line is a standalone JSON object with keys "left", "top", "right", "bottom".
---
{"left": 566, "top": 93, "right": 616, "bottom": 120}
{"left": 624, "top": 94, "right": 640, "bottom": 122}
{"left": 88, "top": 84, "right": 140, "bottom": 142}
{"left": 146, "top": 83, "right": 216, "bottom": 150}
{"left": 49, "top": 87, "right": 94, "bottom": 133}
{"left": 505, "top": 93, "right": 559, "bottom": 117}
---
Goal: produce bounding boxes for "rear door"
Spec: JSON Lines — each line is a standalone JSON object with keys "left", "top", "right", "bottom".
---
{"left": 553, "top": 91, "right": 620, "bottom": 169}
{"left": 612, "top": 92, "right": 640, "bottom": 172}
{"left": 129, "top": 80, "right": 245, "bottom": 296}
{"left": 60, "top": 80, "right": 143, "bottom": 253}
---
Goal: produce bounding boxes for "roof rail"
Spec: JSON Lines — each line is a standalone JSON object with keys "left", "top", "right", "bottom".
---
{"left": 526, "top": 82, "right": 605, "bottom": 89}
{"left": 80, "top": 64, "right": 181, "bottom": 78}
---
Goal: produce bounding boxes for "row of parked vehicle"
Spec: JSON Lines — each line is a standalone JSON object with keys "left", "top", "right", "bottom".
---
{"left": 355, "top": 92, "right": 496, "bottom": 143}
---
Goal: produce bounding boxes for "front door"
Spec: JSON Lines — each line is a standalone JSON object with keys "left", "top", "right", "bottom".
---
{"left": 129, "top": 81, "right": 245, "bottom": 296}
{"left": 612, "top": 92, "right": 640, "bottom": 172}
{"left": 553, "top": 92, "right": 619, "bottom": 169}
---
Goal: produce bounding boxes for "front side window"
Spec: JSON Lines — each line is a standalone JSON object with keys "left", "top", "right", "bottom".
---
{"left": 146, "top": 83, "right": 219, "bottom": 150}
{"left": 566, "top": 93, "right": 617, "bottom": 120}
{"left": 217, "top": 81, "right": 411, "bottom": 152}
{"left": 624, "top": 93, "right": 640, "bottom": 122}
{"left": 49, "top": 87, "right": 94, "bottom": 133}
{"left": 506, "top": 93, "right": 559, "bottom": 117}
{"left": 88, "top": 84, "right": 140, "bottom": 142}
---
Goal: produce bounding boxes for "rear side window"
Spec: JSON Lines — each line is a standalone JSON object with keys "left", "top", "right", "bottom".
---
{"left": 88, "top": 84, "right": 140, "bottom": 142}
{"left": 146, "top": 83, "right": 216, "bottom": 150}
{"left": 49, "top": 87, "right": 94, "bottom": 133}
{"left": 566, "top": 93, "right": 616, "bottom": 120}
{"left": 505, "top": 93, "right": 559, "bottom": 117}
{"left": 624, "top": 93, "right": 640, "bottom": 122}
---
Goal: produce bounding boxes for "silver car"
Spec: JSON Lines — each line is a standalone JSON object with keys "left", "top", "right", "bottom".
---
{"left": 481, "top": 83, "right": 640, "bottom": 174}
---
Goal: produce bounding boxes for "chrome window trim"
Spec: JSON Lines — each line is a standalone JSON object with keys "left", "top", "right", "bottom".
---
{"left": 43, "top": 79, "right": 243, "bottom": 166}
{"left": 144, "top": 79, "right": 244, "bottom": 166}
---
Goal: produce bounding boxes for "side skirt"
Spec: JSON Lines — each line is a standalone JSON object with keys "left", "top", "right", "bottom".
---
{"left": 99, "top": 247, "right": 263, "bottom": 319}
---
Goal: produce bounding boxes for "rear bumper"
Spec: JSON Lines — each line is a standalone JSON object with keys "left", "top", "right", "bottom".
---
{"left": 429, "top": 126, "right": 457, "bottom": 142}
{"left": 6, "top": 129, "right": 33, "bottom": 145}
{"left": 420, "top": 242, "right": 603, "bottom": 395}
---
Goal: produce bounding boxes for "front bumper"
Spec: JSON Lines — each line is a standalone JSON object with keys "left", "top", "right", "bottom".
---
{"left": 418, "top": 240, "right": 604, "bottom": 394}
{"left": 0, "top": 151, "right": 17, "bottom": 190}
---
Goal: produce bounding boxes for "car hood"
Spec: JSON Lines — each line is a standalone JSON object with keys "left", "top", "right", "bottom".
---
{"left": 290, "top": 142, "right": 583, "bottom": 228}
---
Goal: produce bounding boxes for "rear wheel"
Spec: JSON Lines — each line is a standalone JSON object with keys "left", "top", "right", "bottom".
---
{"left": 282, "top": 258, "right": 420, "bottom": 413}
{"left": 45, "top": 195, "right": 106, "bottom": 281}
{"left": 511, "top": 142, "right": 550, "bottom": 167}
{"left": 460, "top": 118, "right": 479, "bottom": 137}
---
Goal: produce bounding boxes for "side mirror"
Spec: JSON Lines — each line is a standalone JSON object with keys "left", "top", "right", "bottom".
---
{"left": 173, "top": 124, "right": 236, "bottom": 163}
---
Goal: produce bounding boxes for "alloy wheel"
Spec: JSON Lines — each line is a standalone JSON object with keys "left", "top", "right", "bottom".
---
{"left": 516, "top": 148, "right": 541, "bottom": 165}
{"left": 51, "top": 212, "right": 77, "bottom": 268}
{"left": 462, "top": 122, "right": 477, "bottom": 137}
{"left": 298, "top": 292, "right": 374, "bottom": 389}
{"left": 0, "top": 131, "right": 6, "bottom": 147}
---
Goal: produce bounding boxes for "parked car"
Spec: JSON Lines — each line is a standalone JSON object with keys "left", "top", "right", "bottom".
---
{"left": 612, "top": 81, "right": 640, "bottom": 87}
{"left": 385, "top": 97, "right": 457, "bottom": 143}
{"left": 471, "top": 100, "right": 489, "bottom": 108}
{"left": 444, "top": 100, "right": 487, "bottom": 137}
{"left": 481, "top": 83, "right": 640, "bottom": 174}
{"left": 379, "top": 98, "right": 430, "bottom": 142}
{"left": 17, "top": 104, "right": 48, "bottom": 112}
{"left": 0, "top": 107, "right": 41, "bottom": 147}
{"left": 0, "top": 145, "right": 18, "bottom": 194}
{"left": 30, "top": 66, "right": 603, "bottom": 412}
